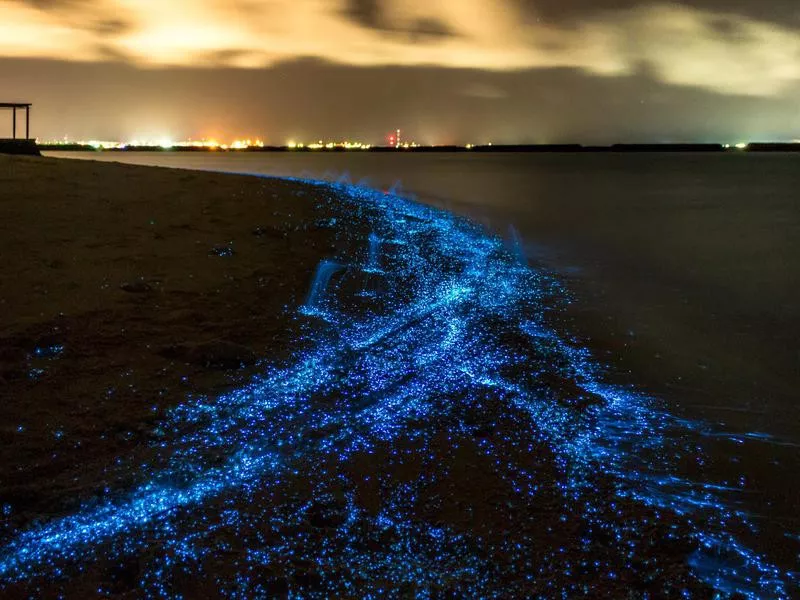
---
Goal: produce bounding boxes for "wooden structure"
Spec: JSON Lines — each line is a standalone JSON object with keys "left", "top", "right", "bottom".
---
{"left": 1, "top": 103, "right": 32, "bottom": 139}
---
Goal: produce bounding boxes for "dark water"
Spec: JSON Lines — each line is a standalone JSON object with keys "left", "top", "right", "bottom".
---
{"left": 47, "top": 151, "right": 800, "bottom": 578}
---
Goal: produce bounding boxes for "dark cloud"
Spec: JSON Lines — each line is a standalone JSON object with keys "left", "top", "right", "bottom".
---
{"left": 91, "top": 18, "right": 129, "bottom": 36}
{"left": 342, "top": 0, "right": 456, "bottom": 41}
{"left": 12, "top": 0, "right": 87, "bottom": 11}
{"left": 404, "top": 17, "right": 454, "bottom": 40}
{"left": 706, "top": 15, "right": 752, "bottom": 41}
{"left": 93, "top": 43, "right": 129, "bottom": 61}
{"left": 202, "top": 49, "right": 266, "bottom": 67}
{"left": 343, "top": 0, "right": 382, "bottom": 30}
{"left": 518, "top": 0, "right": 800, "bottom": 27}
{"left": 11, "top": 0, "right": 131, "bottom": 37}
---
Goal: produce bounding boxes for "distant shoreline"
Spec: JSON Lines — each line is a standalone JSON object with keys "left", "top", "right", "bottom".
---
{"left": 36, "top": 142, "right": 800, "bottom": 153}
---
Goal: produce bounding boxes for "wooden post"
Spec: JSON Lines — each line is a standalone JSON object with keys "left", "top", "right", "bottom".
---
{"left": 26, "top": 106, "right": 30, "bottom": 139}
{"left": 12, "top": 106, "right": 16, "bottom": 139}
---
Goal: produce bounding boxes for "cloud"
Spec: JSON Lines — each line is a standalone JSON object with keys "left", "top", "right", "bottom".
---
{"left": 597, "top": 4, "right": 800, "bottom": 95}
{"left": 343, "top": 0, "right": 382, "bottom": 29}
{"left": 1, "top": 0, "right": 800, "bottom": 97}
{"left": 518, "top": 0, "right": 800, "bottom": 28}
{"left": 8, "top": 54, "right": 800, "bottom": 144}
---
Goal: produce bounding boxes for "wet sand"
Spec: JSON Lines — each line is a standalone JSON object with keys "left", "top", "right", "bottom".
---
{"left": 0, "top": 155, "right": 771, "bottom": 597}
{"left": 0, "top": 155, "right": 355, "bottom": 593}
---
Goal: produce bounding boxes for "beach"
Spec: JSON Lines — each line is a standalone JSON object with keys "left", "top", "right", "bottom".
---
{"left": 0, "top": 155, "right": 363, "bottom": 594}
{"left": 0, "top": 154, "right": 789, "bottom": 597}
{"left": 0, "top": 153, "right": 341, "bottom": 503}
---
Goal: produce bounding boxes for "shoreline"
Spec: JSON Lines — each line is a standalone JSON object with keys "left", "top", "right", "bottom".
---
{"left": 37, "top": 142, "right": 800, "bottom": 153}
{"left": 0, "top": 155, "right": 789, "bottom": 597}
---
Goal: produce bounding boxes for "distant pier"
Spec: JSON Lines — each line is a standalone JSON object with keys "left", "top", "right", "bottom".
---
{"left": 0, "top": 103, "right": 40, "bottom": 156}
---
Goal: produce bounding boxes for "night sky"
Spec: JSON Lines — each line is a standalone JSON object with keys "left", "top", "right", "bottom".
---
{"left": 2, "top": 0, "right": 799, "bottom": 143}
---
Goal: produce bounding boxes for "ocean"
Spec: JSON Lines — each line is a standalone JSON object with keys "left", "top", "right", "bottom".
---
{"left": 46, "top": 150, "right": 800, "bottom": 582}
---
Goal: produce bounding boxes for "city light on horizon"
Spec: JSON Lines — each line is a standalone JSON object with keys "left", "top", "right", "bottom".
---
{"left": 35, "top": 135, "right": 781, "bottom": 152}
{"left": 36, "top": 132, "right": 433, "bottom": 150}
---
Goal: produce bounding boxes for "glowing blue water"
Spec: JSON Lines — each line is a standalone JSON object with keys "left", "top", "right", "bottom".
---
{"left": 0, "top": 179, "right": 791, "bottom": 597}
{"left": 507, "top": 224, "right": 526, "bottom": 266}
{"left": 388, "top": 180, "right": 403, "bottom": 195}
{"left": 301, "top": 259, "right": 344, "bottom": 317}
{"left": 365, "top": 232, "right": 382, "bottom": 273}
{"left": 335, "top": 171, "right": 353, "bottom": 185}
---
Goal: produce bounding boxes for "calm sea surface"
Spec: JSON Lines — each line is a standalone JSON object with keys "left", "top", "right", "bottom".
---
{"left": 46, "top": 151, "right": 800, "bottom": 573}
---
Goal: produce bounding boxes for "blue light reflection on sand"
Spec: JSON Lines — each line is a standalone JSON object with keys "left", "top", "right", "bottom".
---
{"left": 0, "top": 179, "right": 791, "bottom": 597}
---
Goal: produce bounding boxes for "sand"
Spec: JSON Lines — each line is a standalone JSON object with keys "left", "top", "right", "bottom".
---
{"left": 0, "top": 155, "right": 719, "bottom": 597}
{"left": 0, "top": 153, "right": 347, "bottom": 500}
